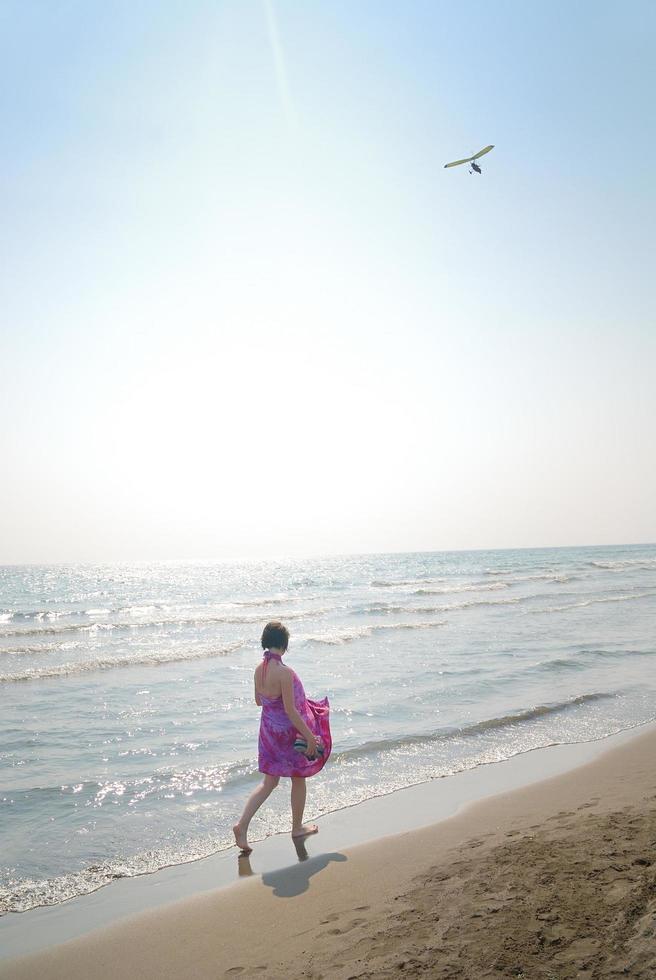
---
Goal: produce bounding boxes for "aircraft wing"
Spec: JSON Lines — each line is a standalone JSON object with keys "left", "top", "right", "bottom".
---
{"left": 443, "top": 156, "right": 473, "bottom": 169}
{"left": 471, "top": 145, "right": 494, "bottom": 160}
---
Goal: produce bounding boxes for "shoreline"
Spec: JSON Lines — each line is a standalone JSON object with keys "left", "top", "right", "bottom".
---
{"left": 1, "top": 719, "right": 655, "bottom": 971}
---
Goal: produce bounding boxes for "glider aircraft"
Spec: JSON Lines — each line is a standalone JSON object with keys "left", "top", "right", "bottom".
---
{"left": 444, "top": 145, "right": 494, "bottom": 175}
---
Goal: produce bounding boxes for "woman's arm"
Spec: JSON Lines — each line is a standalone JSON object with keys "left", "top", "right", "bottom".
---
{"left": 280, "top": 670, "right": 316, "bottom": 754}
{"left": 253, "top": 667, "right": 262, "bottom": 706}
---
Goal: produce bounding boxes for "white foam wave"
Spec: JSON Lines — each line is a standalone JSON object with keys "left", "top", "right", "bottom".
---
{"left": 373, "top": 580, "right": 508, "bottom": 594}
{"left": 358, "top": 603, "right": 449, "bottom": 615}
{"left": 413, "top": 582, "right": 508, "bottom": 595}
{"left": 0, "top": 834, "right": 236, "bottom": 914}
{"left": 483, "top": 567, "right": 562, "bottom": 577}
{"left": 230, "top": 596, "right": 300, "bottom": 607}
{"left": 0, "top": 642, "right": 245, "bottom": 683}
{"left": 0, "top": 642, "right": 85, "bottom": 657}
{"left": 304, "top": 621, "right": 447, "bottom": 645}
{"left": 445, "top": 596, "right": 523, "bottom": 611}
{"left": 0, "top": 607, "right": 326, "bottom": 640}
{"left": 526, "top": 592, "right": 656, "bottom": 614}
{"left": 358, "top": 596, "right": 523, "bottom": 617}
{"left": 590, "top": 559, "right": 656, "bottom": 571}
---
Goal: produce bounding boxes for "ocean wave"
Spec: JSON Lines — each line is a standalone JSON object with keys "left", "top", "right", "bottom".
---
{"left": 373, "top": 580, "right": 508, "bottom": 594}
{"left": 335, "top": 692, "right": 615, "bottom": 761}
{"left": 414, "top": 582, "right": 509, "bottom": 595}
{"left": 1, "top": 610, "right": 69, "bottom": 623}
{"left": 574, "top": 645, "right": 656, "bottom": 659}
{"left": 0, "top": 642, "right": 245, "bottom": 683}
{"left": 526, "top": 647, "right": 656, "bottom": 673}
{"left": 527, "top": 657, "right": 588, "bottom": 672}
{"left": 356, "top": 596, "right": 525, "bottom": 617}
{"left": 478, "top": 572, "right": 579, "bottom": 586}
{"left": 427, "top": 596, "right": 524, "bottom": 610}
{"left": 0, "top": 832, "right": 239, "bottom": 915}
{"left": 230, "top": 596, "right": 301, "bottom": 607}
{"left": 0, "top": 642, "right": 85, "bottom": 657}
{"left": 0, "top": 623, "right": 119, "bottom": 639}
{"left": 355, "top": 603, "right": 452, "bottom": 616}
{"left": 589, "top": 559, "right": 656, "bottom": 571}
{"left": 114, "top": 601, "right": 312, "bottom": 618}
{"left": 0, "top": 606, "right": 147, "bottom": 623}
{"left": 303, "top": 621, "right": 447, "bottom": 645}
{"left": 0, "top": 596, "right": 307, "bottom": 624}
{"left": 483, "top": 566, "right": 560, "bottom": 577}
{"left": 431, "top": 666, "right": 491, "bottom": 678}
{"left": 525, "top": 591, "right": 656, "bottom": 614}
{"left": 0, "top": 607, "right": 326, "bottom": 640}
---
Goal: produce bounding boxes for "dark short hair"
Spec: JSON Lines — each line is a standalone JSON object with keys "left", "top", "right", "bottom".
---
{"left": 261, "top": 621, "right": 289, "bottom": 651}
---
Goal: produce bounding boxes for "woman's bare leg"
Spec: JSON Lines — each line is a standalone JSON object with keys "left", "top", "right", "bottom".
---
{"left": 233, "top": 774, "right": 279, "bottom": 852}
{"left": 291, "top": 776, "right": 318, "bottom": 839}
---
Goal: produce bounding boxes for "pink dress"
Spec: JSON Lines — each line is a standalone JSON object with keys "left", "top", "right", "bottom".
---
{"left": 258, "top": 652, "right": 332, "bottom": 778}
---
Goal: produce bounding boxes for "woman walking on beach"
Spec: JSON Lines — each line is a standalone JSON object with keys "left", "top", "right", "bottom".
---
{"left": 233, "top": 621, "right": 331, "bottom": 853}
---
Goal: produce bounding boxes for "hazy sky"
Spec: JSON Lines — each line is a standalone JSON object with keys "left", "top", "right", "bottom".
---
{"left": 1, "top": 0, "right": 654, "bottom": 562}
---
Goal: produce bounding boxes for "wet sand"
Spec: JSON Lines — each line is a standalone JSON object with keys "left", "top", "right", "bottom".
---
{"left": 2, "top": 724, "right": 656, "bottom": 979}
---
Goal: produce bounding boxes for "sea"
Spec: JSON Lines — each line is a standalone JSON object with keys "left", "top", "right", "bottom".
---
{"left": 1, "top": 543, "right": 655, "bottom": 915}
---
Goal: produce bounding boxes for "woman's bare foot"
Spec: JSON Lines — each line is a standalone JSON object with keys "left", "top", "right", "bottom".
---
{"left": 233, "top": 822, "right": 252, "bottom": 853}
{"left": 292, "top": 822, "right": 319, "bottom": 839}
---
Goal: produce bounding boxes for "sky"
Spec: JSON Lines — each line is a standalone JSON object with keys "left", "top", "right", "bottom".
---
{"left": 1, "top": 0, "right": 654, "bottom": 562}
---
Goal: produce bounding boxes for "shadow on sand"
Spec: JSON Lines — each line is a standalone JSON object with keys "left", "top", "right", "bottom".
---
{"left": 238, "top": 842, "right": 348, "bottom": 898}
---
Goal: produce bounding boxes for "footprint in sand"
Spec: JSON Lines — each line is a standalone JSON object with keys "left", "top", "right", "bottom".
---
{"left": 326, "top": 917, "right": 367, "bottom": 935}
{"left": 606, "top": 878, "right": 636, "bottom": 903}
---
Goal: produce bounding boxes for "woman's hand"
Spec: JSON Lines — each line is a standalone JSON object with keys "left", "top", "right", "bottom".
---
{"left": 280, "top": 670, "right": 319, "bottom": 758}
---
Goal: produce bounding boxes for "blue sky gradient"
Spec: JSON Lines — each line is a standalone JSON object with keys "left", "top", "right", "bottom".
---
{"left": 1, "top": 1, "right": 654, "bottom": 560}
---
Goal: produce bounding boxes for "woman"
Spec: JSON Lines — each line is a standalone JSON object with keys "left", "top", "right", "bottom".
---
{"left": 233, "top": 621, "right": 331, "bottom": 853}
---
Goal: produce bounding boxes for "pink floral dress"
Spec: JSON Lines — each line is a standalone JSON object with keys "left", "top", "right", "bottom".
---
{"left": 257, "top": 651, "right": 331, "bottom": 778}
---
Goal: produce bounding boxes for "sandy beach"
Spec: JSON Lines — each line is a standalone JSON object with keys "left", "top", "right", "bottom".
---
{"left": 2, "top": 724, "right": 655, "bottom": 979}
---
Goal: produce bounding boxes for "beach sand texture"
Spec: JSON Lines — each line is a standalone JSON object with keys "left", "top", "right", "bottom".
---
{"left": 2, "top": 725, "right": 655, "bottom": 979}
